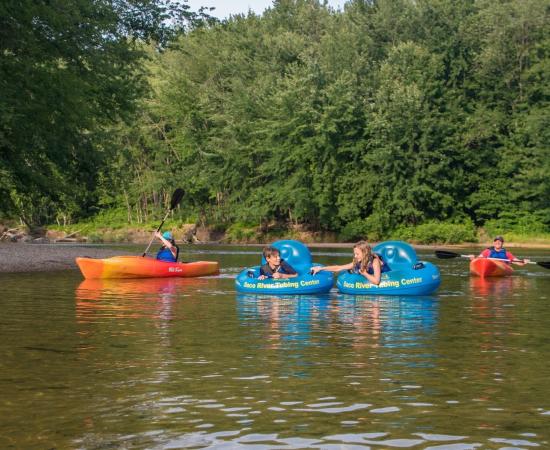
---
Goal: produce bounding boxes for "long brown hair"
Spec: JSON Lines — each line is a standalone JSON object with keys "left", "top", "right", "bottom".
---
{"left": 353, "top": 240, "right": 374, "bottom": 273}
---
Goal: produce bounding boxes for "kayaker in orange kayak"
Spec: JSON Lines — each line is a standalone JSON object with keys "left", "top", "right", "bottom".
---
{"left": 155, "top": 231, "right": 179, "bottom": 262}
{"left": 472, "top": 236, "right": 530, "bottom": 265}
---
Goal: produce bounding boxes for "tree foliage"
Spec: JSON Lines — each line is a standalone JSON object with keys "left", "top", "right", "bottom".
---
{"left": 2, "top": 0, "right": 549, "bottom": 239}
{"left": 0, "top": 0, "right": 203, "bottom": 226}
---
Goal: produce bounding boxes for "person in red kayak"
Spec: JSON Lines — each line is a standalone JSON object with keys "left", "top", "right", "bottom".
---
{"left": 155, "top": 231, "right": 179, "bottom": 262}
{"left": 475, "top": 236, "right": 529, "bottom": 265}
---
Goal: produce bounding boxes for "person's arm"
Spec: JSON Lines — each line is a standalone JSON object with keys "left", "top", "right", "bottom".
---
{"left": 311, "top": 262, "right": 354, "bottom": 275}
{"left": 272, "top": 261, "right": 298, "bottom": 279}
{"left": 155, "top": 232, "right": 177, "bottom": 258}
{"left": 358, "top": 258, "right": 381, "bottom": 285}
{"left": 478, "top": 249, "right": 490, "bottom": 258}
{"left": 506, "top": 251, "right": 530, "bottom": 266}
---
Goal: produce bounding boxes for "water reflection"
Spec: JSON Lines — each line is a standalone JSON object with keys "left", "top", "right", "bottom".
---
{"left": 75, "top": 277, "right": 212, "bottom": 321}
{"left": 76, "top": 277, "right": 213, "bottom": 298}
{"left": 336, "top": 295, "right": 438, "bottom": 349}
{"left": 469, "top": 275, "right": 531, "bottom": 298}
{"left": 236, "top": 294, "right": 332, "bottom": 351}
{"left": 237, "top": 294, "right": 438, "bottom": 353}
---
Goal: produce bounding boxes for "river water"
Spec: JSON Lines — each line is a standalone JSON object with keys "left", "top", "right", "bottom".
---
{"left": 1, "top": 244, "right": 550, "bottom": 449}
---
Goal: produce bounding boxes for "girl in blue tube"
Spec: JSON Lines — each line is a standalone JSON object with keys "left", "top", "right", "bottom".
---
{"left": 310, "top": 241, "right": 385, "bottom": 285}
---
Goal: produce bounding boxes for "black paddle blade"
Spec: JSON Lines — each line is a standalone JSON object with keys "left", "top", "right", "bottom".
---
{"left": 537, "top": 261, "right": 550, "bottom": 269}
{"left": 170, "top": 188, "right": 185, "bottom": 210}
{"left": 435, "top": 250, "right": 460, "bottom": 259}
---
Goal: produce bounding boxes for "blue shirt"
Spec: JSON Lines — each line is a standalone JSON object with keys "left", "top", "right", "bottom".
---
{"left": 156, "top": 245, "right": 179, "bottom": 262}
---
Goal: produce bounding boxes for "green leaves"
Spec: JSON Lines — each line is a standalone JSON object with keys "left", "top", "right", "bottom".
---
{"left": 105, "top": 0, "right": 549, "bottom": 238}
{"left": 0, "top": 0, "right": 201, "bottom": 225}
{"left": 4, "top": 0, "right": 547, "bottom": 239}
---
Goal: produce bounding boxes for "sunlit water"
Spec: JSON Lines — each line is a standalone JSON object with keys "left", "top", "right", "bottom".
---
{"left": 1, "top": 245, "right": 550, "bottom": 449}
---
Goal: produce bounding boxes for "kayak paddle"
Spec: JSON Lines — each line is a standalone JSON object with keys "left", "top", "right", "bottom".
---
{"left": 435, "top": 250, "right": 550, "bottom": 269}
{"left": 435, "top": 250, "right": 474, "bottom": 259}
{"left": 142, "top": 188, "right": 185, "bottom": 257}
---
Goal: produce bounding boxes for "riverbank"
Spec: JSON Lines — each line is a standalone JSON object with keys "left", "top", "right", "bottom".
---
{"left": 6, "top": 223, "right": 550, "bottom": 247}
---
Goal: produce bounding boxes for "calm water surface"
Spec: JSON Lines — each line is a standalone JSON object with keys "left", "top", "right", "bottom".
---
{"left": 1, "top": 245, "right": 550, "bottom": 449}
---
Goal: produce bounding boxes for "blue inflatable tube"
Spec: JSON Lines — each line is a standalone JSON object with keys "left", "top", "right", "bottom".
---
{"left": 336, "top": 241, "right": 441, "bottom": 296}
{"left": 235, "top": 240, "right": 334, "bottom": 295}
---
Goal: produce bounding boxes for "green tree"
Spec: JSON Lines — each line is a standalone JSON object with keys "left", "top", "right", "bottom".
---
{"left": 92, "top": 0, "right": 550, "bottom": 240}
{"left": 0, "top": 0, "right": 200, "bottom": 227}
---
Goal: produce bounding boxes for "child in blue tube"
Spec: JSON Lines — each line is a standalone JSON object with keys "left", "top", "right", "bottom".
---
{"left": 258, "top": 246, "right": 298, "bottom": 280}
{"left": 310, "top": 240, "right": 385, "bottom": 285}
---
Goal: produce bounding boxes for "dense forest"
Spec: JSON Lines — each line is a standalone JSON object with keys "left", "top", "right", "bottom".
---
{"left": 1, "top": 0, "right": 549, "bottom": 242}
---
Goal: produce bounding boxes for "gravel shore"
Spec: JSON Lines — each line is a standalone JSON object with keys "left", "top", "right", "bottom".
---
{"left": 0, "top": 243, "right": 123, "bottom": 273}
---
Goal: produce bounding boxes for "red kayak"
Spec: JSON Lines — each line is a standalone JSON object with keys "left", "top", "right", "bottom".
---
{"left": 470, "top": 258, "right": 513, "bottom": 277}
{"left": 76, "top": 256, "right": 219, "bottom": 279}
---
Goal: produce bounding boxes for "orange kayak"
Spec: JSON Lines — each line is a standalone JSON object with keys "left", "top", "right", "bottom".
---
{"left": 470, "top": 258, "right": 513, "bottom": 277}
{"left": 76, "top": 256, "right": 219, "bottom": 279}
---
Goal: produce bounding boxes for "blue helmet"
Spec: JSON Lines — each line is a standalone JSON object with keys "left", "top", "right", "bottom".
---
{"left": 162, "top": 231, "right": 173, "bottom": 240}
